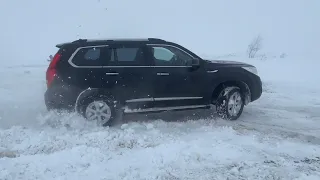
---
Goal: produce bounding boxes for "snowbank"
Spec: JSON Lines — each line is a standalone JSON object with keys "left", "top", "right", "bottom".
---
{"left": 1, "top": 121, "right": 320, "bottom": 179}
{"left": 0, "top": 56, "right": 320, "bottom": 179}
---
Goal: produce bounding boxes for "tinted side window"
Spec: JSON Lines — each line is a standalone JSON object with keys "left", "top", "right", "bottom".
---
{"left": 84, "top": 48, "right": 100, "bottom": 60}
{"left": 72, "top": 46, "right": 109, "bottom": 66}
{"left": 153, "top": 47, "right": 175, "bottom": 62}
{"left": 150, "top": 45, "right": 193, "bottom": 66}
{"left": 116, "top": 48, "right": 139, "bottom": 61}
{"left": 108, "top": 46, "right": 146, "bottom": 66}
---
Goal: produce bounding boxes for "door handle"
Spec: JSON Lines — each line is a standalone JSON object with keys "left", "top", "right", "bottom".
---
{"left": 105, "top": 72, "right": 119, "bottom": 76}
{"left": 157, "top": 72, "right": 169, "bottom": 76}
{"left": 207, "top": 70, "right": 218, "bottom": 73}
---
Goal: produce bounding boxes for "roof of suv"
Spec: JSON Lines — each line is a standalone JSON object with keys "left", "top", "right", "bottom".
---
{"left": 56, "top": 38, "right": 167, "bottom": 48}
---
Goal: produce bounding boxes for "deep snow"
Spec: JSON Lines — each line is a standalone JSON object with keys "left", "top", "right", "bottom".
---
{"left": 1, "top": 0, "right": 320, "bottom": 178}
{"left": 0, "top": 55, "right": 320, "bottom": 179}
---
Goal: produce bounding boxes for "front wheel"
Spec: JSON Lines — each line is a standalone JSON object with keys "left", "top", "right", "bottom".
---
{"left": 216, "top": 87, "right": 244, "bottom": 120}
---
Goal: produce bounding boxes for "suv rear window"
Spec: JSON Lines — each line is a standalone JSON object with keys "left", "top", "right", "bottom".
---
{"left": 69, "top": 45, "right": 146, "bottom": 67}
{"left": 84, "top": 48, "right": 100, "bottom": 61}
{"left": 71, "top": 46, "right": 108, "bottom": 67}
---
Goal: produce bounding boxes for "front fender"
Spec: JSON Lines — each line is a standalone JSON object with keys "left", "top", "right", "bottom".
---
{"left": 210, "top": 79, "right": 252, "bottom": 106}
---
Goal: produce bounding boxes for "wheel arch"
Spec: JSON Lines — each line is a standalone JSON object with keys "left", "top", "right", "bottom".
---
{"left": 74, "top": 88, "right": 115, "bottom": 113}
{"left": 212, "top": 81, "right": 251, "bottom": 105}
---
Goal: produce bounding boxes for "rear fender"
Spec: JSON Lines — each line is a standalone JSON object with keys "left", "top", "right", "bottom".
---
{"left": 75, "top": 88, "right": 118, "bottom": 112}
{"left": 74, "top": 88, "right": 100, "bottom": 112}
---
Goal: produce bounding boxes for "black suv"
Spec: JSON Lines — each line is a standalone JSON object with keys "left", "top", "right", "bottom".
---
{"left": 45, "top": 38, "right": 262, "bottom": 126}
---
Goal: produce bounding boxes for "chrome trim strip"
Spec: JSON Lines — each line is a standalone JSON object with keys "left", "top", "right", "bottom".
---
{"left": 154, "top": 97, "right": 203, "bottom": 101}
{"left": 124, "top": 105, "right": 209, "bottom": 113}
{"left": 67, "top": 44, "right": 194, "bottom": 68}
{"left": 126, "top": 98, "right": 154, "bottom": 103}
{"left": 125, "top": 96, "right": 203, "bottom": 103}
{"left": 68, "top": 45, "right": 109, "bottom": 68}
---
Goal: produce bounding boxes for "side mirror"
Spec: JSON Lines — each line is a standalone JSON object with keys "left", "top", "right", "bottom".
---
{"left": 191, "top": 58, "right": 200, "bottom": 67}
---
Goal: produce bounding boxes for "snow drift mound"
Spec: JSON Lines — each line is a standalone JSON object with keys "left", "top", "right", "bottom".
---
{"left": 1, "top": 121, "right": 320, "bottom": 179}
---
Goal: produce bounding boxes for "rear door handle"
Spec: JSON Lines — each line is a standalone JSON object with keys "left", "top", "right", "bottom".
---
{"left": 157, "top": 72, "right": 169, "bottom": 76}
{"left": 105, "top": 72, "right": 119, "bottom": 76}
{"left": 207, "top": 70, "right": 218, "bottom": 73}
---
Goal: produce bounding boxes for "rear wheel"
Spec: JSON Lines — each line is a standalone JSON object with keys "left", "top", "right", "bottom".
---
{"left": 215, "top": 87, "right": 244, "bottom": 120}
{"left": 79, "top": 96, "right": 121, "bottom": 126}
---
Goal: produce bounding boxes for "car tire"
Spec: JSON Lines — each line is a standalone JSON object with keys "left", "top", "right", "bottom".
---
{"left": 78, "top": 95, "right": 122, "bottom": 126}
{"left": 215, "top": 87, "right": 244, "bottom": 120}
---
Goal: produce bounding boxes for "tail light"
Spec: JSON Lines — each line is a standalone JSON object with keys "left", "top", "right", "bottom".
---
{"left": 46, "top": 53, "right": 61, "bottom": 88}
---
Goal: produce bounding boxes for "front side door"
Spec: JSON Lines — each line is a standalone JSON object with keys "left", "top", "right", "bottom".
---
{"left": 101, "top": 43, "right": 155, "bottom": 110}
{"left": 147, "top": 44, "right": 207, "bottom": 108}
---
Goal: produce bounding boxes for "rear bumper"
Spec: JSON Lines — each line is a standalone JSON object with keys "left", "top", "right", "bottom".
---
{"left": 44, "top": 85, "right": 81, "bottom": 111}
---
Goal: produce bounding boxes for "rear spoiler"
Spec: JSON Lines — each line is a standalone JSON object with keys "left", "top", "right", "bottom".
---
{"left": 56, "top": 39, "right": 88, "bottom": 48}
{"left": 56, "top": 43, "right": 68, "bottom": 48}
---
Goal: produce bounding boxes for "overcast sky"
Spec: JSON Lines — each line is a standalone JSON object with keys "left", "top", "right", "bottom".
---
{"left": 0, "top": 0, "right": 319, "bottom": 65}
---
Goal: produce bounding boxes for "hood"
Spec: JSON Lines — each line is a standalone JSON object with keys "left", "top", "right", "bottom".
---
{"left": 203, "top": 59, "right": 254, "bottom": 67}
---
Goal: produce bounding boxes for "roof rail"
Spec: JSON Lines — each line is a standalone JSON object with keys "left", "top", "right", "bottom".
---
{"left": 85, "top": 38, "right": 166, "bottom": 42}
{"left": 86, "top": 38, "right": 149, "bottom": 42}
{"left": 148, "top": 38, "right": 166, "bottom": 42}
{"left": 57, "top": 38, "right": 167, "bottom": 46}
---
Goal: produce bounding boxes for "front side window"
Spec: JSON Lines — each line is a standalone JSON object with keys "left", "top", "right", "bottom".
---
{"left": 153, "top": 47, "right": 175, "bottom": 62}
{"left": 150, "top": 45, "right": 193, "bottom": 66}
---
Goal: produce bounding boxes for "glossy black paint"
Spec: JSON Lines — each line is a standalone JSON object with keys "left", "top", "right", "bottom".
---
{"left": 45, "top": 38, "right": 262, "bottom": 113}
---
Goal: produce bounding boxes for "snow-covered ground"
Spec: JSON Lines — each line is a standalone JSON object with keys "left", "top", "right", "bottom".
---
{"left": 1, "top": 0, "right": 319, "bottom": 178}
{"left": 0, "top": 56, "right": 320, "bottom": 179}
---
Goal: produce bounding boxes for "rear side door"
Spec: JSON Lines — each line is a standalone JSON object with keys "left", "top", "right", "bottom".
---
{"left": 146, "top": 44, "right": 208, "bottom": 108}
{"left": 101, "top": 43, "right": 155, "bottom": 110}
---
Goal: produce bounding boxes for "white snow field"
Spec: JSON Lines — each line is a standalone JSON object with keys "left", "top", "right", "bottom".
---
{"left": 0, "top": 56, "right": 320, "bottom": 180}
{"left": 1, "top": 0, "right": 320, "bottom": 179}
